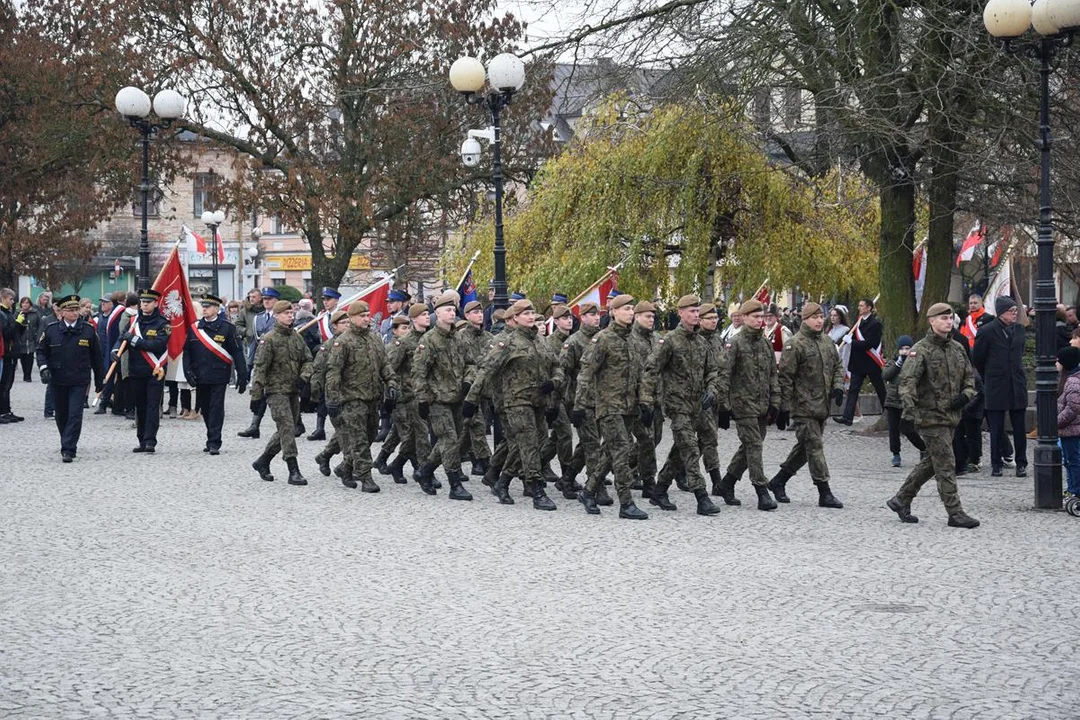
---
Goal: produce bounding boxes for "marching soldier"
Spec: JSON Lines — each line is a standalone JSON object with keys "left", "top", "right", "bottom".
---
{"left": 887, "top": 302, "right": 980, "bottom": 528}
{"left": 36, "top": 295, "right": 104, "bottom": 461}
{"left": 768, "top": 302, "right": 845, "bottom": 508}
{"left": 564, "top": 303, "right": 612, "bottom": 505}
{"left": 303, "top": 287, "right": 342, "bottom": 441}
{"left": 249, "top": 300, "right": 313, "bottom": 485}
{"left": 456, "top": 300, "right": 493, "bottom": 475}
{"left": 646, "top": 294, "right": 722, "bottom": 516}
{"left": 575, "top": 294, "right": 650, "bottom": 518}
{"left": 472, "top": 309, "right": 519, "bottom": 503}
{"left": 714, "top": 299, "right": 780, "bottom": 511}
{"left": 372, "top": 316, "right": 412, "bottom": 479}
{"left": 383, "top": 304, "right": 432, "bottom": 484}
{"left": 312, "top": 311, "right": 350, "bottom": 477}
{"left": 629, "top": 299, "right": 662, "bottom": 498}
{"left": 325, "top": 301, "right": 398, "bottom": 492}
{"left": 542, "top": 304, "right": 577, "bottom": 496}
{"left": 413, "top": 291, "right": 473, "bottom": 499}
{"left": 183, "top": 293, "right": 248, "bottom": 455}
{"left": 697, "top": 303, "right": 725, "bottom": 491}
{"left": 238, "top": 287, "right": 281, "bottom": 439}
{"left": 113, "top": 288, "right": 170, "bottom": 453}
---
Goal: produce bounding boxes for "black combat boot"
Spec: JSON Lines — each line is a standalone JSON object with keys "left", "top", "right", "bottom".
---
{"left": 334, "top": 462, "right": 352, "bottom": 484}
{"left": 447, "top": 471, "right": 473, "bottom": 501}
{"left": 708, "top": 468, "right": 723, "bottom": 497}
{"left": 947, "top": 511, "right": 980, "bottom": 528}
{"left": 306, "top": 414, "right": 326, "bottom": 441}
{"left": 374, "top": 447, "right": 392, "bottom": 475}
{"left": 717, "top": 474, "right": 742, "bottom": 506}
{"left": 252, "top": 451, "right": 275, "bottom": 481}
{"left": 594, "top": 483, "right": 614, "bottom": 506}
{"left": 754, "top": 484, "right": 777, "bottom": 511}
{"left": 532, "top": 481, "right": 557, "bottom": 511}
{"left": 542, "top": 463, "right": 560, "bottom": 484}
{"left": 374, "top": 413, "right": 391, "bottom": 442}
{"left": 293, "top": 420, "right": 305, "bottom": 438}
{"left": 315, "top": 451, "right": 332, "bottom": 477}
{"left": 650, "top": 489, "right": 677, "bottom": 511}
{"left": 415, "top": 462, "right": 437, "bottom": 495}
{"left": 286, "top": 457, "right": 308, "bottom": 486}
{"left": 492, "top": 474, "right": 515, "bottom": 504}
{"left": 619, "top": 501, "right": 648, "bottom": 520}
{"left": 555, "top": 474, "right": 578, "bottom": 500}
{"left": 816, "top": 482, "right": 843, "bottom": 508}
{"left": 237, "top": 412, "right": 262, "bottom": 439}
{"left": 768, "top": 468, "right": 792, "bottom": 503}
{"left": 482, "top": 462, "right": 500, "bottom": 488}
{"left": 471, "top": 457, "right": 489, "bottom": 477}
{"left": 694, "top": 488, "right": 720, "bottom": 516}
{"left": 886, "top": 495, "right": 918, "bottom": 523}
{"left": 360, "top": 476, "right": 380, "bottom": 493}
{"left": 388, "top": 455, "right": 408, "bottom": 484}
{"left": 641, "top": 474, "right": 656, "bottom": 500}
{"left": 340, "top": 472, "right": 358, "bottom": 489}
{"left": 577, "top": 489, "right": 600, "bottom": 515}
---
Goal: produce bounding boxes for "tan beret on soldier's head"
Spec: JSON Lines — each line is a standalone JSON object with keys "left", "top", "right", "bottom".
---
{"left": 608, "top": 294, "right": 636, "bottom": 311}
{"left": 737, "top": 298, "right": 764, "bottom": 316}
{"left": 463, "top": 300, "right": 482, "bottom": 314}
{"left": 408, "top": 303, "right": 428, "bottom": 319}
{"left": 634, "top": 300, "right": 656, "bottom": 314}
{"left": 552, "top": 305, "right": 571, "bottom": 319}
{"left": 506, "top": 299, "right": 535, "bottom": 318}
{"left": 801, "top": 302, "right": 823, "bottom": 319}
{"left": 272, "top": 300, "right": 292, "bottom": 314}
{"left": 347, "top": 300, "right": 370, "bottom": 316}
{"left": 677, "top": 294, "right": 701, "bottom": 309}
{"left": 578, "top": 301, "right": 599, "bottom": 316}
{"left": 434, "top": 291, "right": 458, "bottom": 310}
{"left": 699, "top": 303, "right": 718, "bottom": 318}
{"left": 926, "top": 302, "right": 953, "bottom": 319}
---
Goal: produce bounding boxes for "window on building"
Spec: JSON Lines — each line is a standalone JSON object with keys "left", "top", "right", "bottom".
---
{"left": 271, "top": 215, "right": 290, "bottom": 235}
{"left": 782, "top": 88, "right": 802, "bottom": 129}
{"left": 131, "top": 179, "right": 161, "bottom": 217}
{"left": 271, "top": 277, "right": 287, "bottom": 287}
{"left": 193, "top": 172, "right": 217, "bottom": 217}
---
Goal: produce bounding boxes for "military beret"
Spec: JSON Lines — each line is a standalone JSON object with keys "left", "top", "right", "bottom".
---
{"left": 609, "top": 294, "right": 635, "bottom": 311}
{"left": 492, "top": 308, "right": 505, "bottom": 321}
{"left": 388, "top": 289, "right": 409, "bottom": 302}
{"left": 321, "top": 287, "right": 342, "bottom": 299}
{"left": 506, "top": 299, "right": 535, "bottom": 318}
{"left": 392, "top": 315, "right": 410, "bottom": 327}
{"left": 139, "top": 289, "right": 162, "bottom": 301}
{"left": 552, "top": 305, "right": 571, "bottom": 319}
{"left": 634, "top": 300, "right": 656, "bottom": 314}
{"left": 272, "top": 300, "right": 292, "bottom": 314}
{"left": 463, "top": 300, "right": 482, "bottom": 314}
{"left": 926, "top": 302, "right": 953, "bottom": 318}
{"left": 57, "top": 294, "right": 80, "bottom": 310}
{"left": 801, "top": 302, "right": 823, "bottom": 319}
{"left": 200, "top": 293, "right": 223, "bottom": 306}
{"left": 454, "top": 319, "right": 468, "bottom": 330}
{"left": 347, "top": 300, "right": 370, "bottom": 316}
{"left": 331, "top": 310, "right": 348, "bottom": 324}
{"left": 408, "top": 303, "right": 428, "bottom": 319}
{"left": 261, "top": 287, "right": 280, "bottom": 299}
{"left": 677, "top": 294, "right": 701, "bottom": 309}
{"left": 738, "top": 299, "right": 764, "bottom": 315}
{"left": 578, "top": 302, "right": 599, "bottom": 316}
{"left": 699, "top": 303, "right": 718, "bottom": 317}
{"left": 434, "top": 291, "right": 458, "bottom": 309}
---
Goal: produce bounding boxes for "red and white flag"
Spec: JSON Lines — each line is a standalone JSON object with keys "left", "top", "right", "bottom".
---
{"left": 151, "top": 244, "right": 200, "bottom": 380}
{"left": 754, "top": 279, "right": 771, "bottom": 304}
{"left": 956, "top": 219, "right": 985, "bottom": 267}
{"left": 340, "top": 277, "right": 392, "bottom": 325}
{"left": 569, "top": 268, "right": 619, "bottom": 316}
{"left": 182, "top": 225, "right": 225, "bottom": 263}
{"left": 912, "top": 242, "right": 927, "bottom": 311}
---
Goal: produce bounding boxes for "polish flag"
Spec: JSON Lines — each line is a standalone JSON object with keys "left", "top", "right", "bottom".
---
{"left": 569, "top": 269, "right": 619, "bottom": 316}
{"left": 912, "top": 243, "right": 927, "bottom": 311}
{"left": 956, "top": 219, "right": 985, "bottom": 267}
{"left": 182, "top": 225, "right": 225, "bottom": 263}
{"left": 340, "top": 277, "right": 391, "bottom": 326}
{"left": 151, "top": 244, "right": 201, "bottom": 381}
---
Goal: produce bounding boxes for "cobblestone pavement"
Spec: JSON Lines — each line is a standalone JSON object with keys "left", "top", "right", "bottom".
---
{"left": 2, "top": 379, "right": 1077, "bottom": 719}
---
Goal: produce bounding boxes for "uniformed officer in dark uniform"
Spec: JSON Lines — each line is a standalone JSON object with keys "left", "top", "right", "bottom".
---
{"left": 183, "top": 293, "right": 248, "bottom": 455}
{"left": 113, "top": 288, "right": 170, "bottom": 453}
{"left": 36, "top": 294, "right": 104, "bottom": 461}
{"left": 238, "top": 286, "right": 280, "bottom": 439}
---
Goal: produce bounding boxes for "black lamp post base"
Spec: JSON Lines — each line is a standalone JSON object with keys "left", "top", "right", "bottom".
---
{"left": 1032, "top": 442, "right": 1063, "bottom": 509}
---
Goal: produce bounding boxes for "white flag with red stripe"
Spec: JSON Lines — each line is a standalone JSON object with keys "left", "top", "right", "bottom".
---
{"left": 956, "top": 219, "right": 985, "bottom": 266}
{"left": 569, "top": 268, "right": 619, "bottom": 317}
{"left": 182, "top": 225, "right": 225, "bottom": 263}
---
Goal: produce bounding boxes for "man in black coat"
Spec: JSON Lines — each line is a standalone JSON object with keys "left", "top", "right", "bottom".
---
{"left": 837, "top": 297, "right": 887, "bottom": 425}
{"left": 972, "top": 295, "right": 1028, "bottom": 476}
{"left": 183, "top": 294, "right": 248, "bottom": 455}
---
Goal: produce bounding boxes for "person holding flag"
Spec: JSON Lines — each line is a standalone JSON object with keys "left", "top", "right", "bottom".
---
{"left": 183, "top": 294, "right": 248, "bottom": 455}
{"left": 112, "top": 288, "right": 170, "bottom": 453}
{"left": 837, "top": 297, "right": 887, "bottom": 426}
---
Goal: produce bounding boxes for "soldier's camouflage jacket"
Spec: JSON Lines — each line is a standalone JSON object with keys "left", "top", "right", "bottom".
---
{"left": 716, "top": 325, "right": 779, "bottom": 419}
{"left": 778, "top": 323, "right": 845, "bottom": 419}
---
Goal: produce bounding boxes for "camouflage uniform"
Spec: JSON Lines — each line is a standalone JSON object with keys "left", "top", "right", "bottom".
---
{"left": 716, "top": 325, "right": 779, "bottom": 488}
{"left": 386, "top": 327, "right": 430, "bottom": 476}
{"left": 540, "top": 328, "right": 574, "bottom": 475}
{"left": 629, "top": 321, "right": 663, "bottom": 491}
{"left": 698, "top": 325, "right": 724, "bottom": 473}
{"left": 311, "top": 338, "right": 343, "bottom": 473}
{"left": 893, "top": 329, "right": 975, "bottom": 518}
{"left": 455, "top": 322, "right": 493, "bottom": 466}
{"left": 413, "top": 323, "right": 473, "bottom": 484}
{"left": 565, "top": 323, "right": 610, "bottom": 490}
{"left": 250, "top": 325, "right": 313, "bottom": 463}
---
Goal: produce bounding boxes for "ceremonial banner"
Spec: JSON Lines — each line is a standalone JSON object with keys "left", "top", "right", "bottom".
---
{"left": 569, "top": 268, "right": 619, "bottom": 317}
{"left": 152, "top": 244, "right": 200, "bottom": 381}
{"left": 956, "top": 220, "right": 985, "bottom": 266}
{"left": 182, "top": 225, "right": 225, "bottom": 263}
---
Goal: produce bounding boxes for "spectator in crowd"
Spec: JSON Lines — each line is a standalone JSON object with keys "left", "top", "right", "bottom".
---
{"left": 837, "top": 298, "right": 885, "bottom": 426}
{"left": 827, "top": 305, "right": 849, "bottom": 345}
{"left": 1055, "top": 306, "right": 1072, "bottom": 351}
{"left": 1057, "top": 346, "right": 1080, "bottom": 499}
{"left": 14, "top": 297, "right": 43, "bottom": 382}
{"left": 972, "top": 296, "right": 1029, "bottom": 477}
{"left": 1066, "top": 305, "right": 1078, "bottom": 332}
{"left": 959, "top": 293, "right": 985, "bottom": 349}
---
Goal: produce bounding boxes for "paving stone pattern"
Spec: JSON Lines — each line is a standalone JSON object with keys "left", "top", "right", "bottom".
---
{"left": 1, "top": 380, "right": 1077, "bottom": 719}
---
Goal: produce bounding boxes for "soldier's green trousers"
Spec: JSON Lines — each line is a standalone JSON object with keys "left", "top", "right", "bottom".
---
{"left": 594, "top": 413, "right": 636, "bottom": 505}
{"left": 263, "top": 393, "right": 301, "bottom": 460}
{"left": 895, "top": 427, "right": 964, "bottom": 515}
{"left": 656, "top": 411, "right": 709, "bottom": 493}
{"left": 426, "top": 402, "right": 464, "bottom": 473}
{"left": 631, "top": 405, "right": 662, "bottom": 485}
{"left": 540, "top": 402, "right": 574, "bottom": 470}
{"left": 699, "top": 408, "right": 720, "bottom": 472}
{"left": 779, "top": 417, "right": 830, "bottom": 483}
{"left": 504, "top": 405, "right": 545, "bottom": 486}
{"left": 725, "top": 416, "right": 770, "bottom": 487}
{"left": 391, "top": 401, "right": 431, "bottom": 467}
{"left": 458, "top": 408, "right": 491, "bottom": 461}
{"left": 337, "top": 399, "right": 379, "bottom": 481}
{"left": 569, "top": 406, "right": 609, "bottom": 488}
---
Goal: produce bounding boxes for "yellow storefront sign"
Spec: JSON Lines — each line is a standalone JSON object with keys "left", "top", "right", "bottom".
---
{"left": 265, "top": 255, "right": 371, "bottom": 271}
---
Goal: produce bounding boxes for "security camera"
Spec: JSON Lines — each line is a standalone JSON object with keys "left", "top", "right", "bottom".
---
{"left": 460, "top": 137, "right": 483, "bottom": 167}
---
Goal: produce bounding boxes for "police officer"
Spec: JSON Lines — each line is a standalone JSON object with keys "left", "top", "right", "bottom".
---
{"left": 183, "top": 294, "right": 248, "bottom": 455}
{"left": 114, "top": 288, "right": 170, "bottom": 453}
{"left": 379, "top": 289, "right": 410, "bottom": 343}
{"left": 238, "top": 286, "right": 280, "bottom": 439}
{"left": 887, "top": 302, "right": 980, "bottom": 529}
{"left": 36, "top": 295, "right": 104, "bottom": 461}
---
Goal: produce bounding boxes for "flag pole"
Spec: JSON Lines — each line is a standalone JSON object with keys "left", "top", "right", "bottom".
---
{"left": 295, "top": 264, "right": 405, "bottom": 334}
{"left": 455, "top": 251, "right": 481, "bottom": 294}
{"left": 566, "top": 259, "right": 626, "bottom": 308}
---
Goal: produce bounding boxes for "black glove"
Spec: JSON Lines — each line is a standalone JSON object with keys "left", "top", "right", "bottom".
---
{"left": 39, "top": 368, "right": 51, "bottom": 385}
{"left": 639, "top": 403, "right": 654, "bottom": 427}
{"left": 462, "top": 400, "right": 478, "bottom": 418}
{"left": 949, "top": 393, "right": 968, "bottom": 411}
{"left": 701, "top": 391, "right": 715, "bottom": 411}
{"left": 249, "top": 398, "right": 261, "bottom": 413}
{"left": 385, "top": 386, "right": 399, "bottom": 409}
{"left": 775, "top": 410, "right": 790, "bottom": 431}
{"left": 717, "top": 409, "right": 731, "bottom": 430}
{"left": 94, "top": 384, "right": 103, "bottom": 394}
{"left": 831, "top": 388, "right": 844, "bottom": 406}
{"left": 539, "top": 380, "right": 556, "bottom": 395}
{"left": 545, "top": 407, "right": 559, "bottom": 423}
{"left": 110, "top": 350, "right": 120, "bottom": 364}
{"left": 766, "top": 405, "right": 779, "bottom": 424}
{"left": 572, "top": 408, "right": 586, "bottom": 427}
{"left": 326, "top": 403, "right": 341, "bottom": 418}
{"left": 294, "top": 378, "right": 308, "bottom": 394}
{"left": 120, "top": 332, "right": 134, "bottom": 344}
{"left": 237, "top": 381, "right": 247, "bottom": 395}
{"left": 419, "top": 402, "right": 430, "bottom": 420}
{"left": 900, "top": 418, "right": 916, "bottom": 436}
{"left": 460, "top": 381, "right": 471, "bottom": 396}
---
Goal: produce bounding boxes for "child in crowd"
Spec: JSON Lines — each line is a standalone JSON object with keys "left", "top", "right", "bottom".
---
{"left": 882, "top": 335, "right": 926, "bottom": 467}
{"left": 1056, "top": 346, "right": 1080, "bottom": 498}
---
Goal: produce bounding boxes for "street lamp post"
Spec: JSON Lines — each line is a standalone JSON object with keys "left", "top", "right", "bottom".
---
{"left": 114, "top": 87, "right": 186, "bottom": 292}
{"left": 983, "top": 0, "right": 1080, "bottom": 509}
{"left": 201, "top": 209, "right": 226, "bottom": 296}
{"left": 449, "top": 53, "right": 526, "bottom": 311}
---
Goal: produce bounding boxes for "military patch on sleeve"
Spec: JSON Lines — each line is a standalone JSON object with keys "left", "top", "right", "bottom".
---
{"left": 418, "top": 344, "right": 425, "bottom": 350}
{"left": 658, "top": 339, "right": 664, "bottom": 344}
{"left": 591, "top": 337, "right": 598, "bottom": 343}
{"left": 908, "top": 350, "right": 917, "bottom": 356}
{"left": 333, "top": 341, "right": 341, "bottom": 347}
{"left": 394, "top": 340, "right": 401, "bottom": 346}
{"left": 784, "top": 343, "right": 793, "bottom": 350}
{"left": 563, "top": 343, "right": 570, "bottom": 350}
{"left": 724, "top": 343, "right": 732, "bottom": 349}
{"left": 498, "top": 342, "right": 505, "bottom": 348}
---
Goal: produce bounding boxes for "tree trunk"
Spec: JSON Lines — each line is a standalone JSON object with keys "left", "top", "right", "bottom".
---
{"left": 876, "top": 174, "right": 918, "bottom": 350}
{"left": 924, "top": 140, "right": 960, "bottom": 330}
